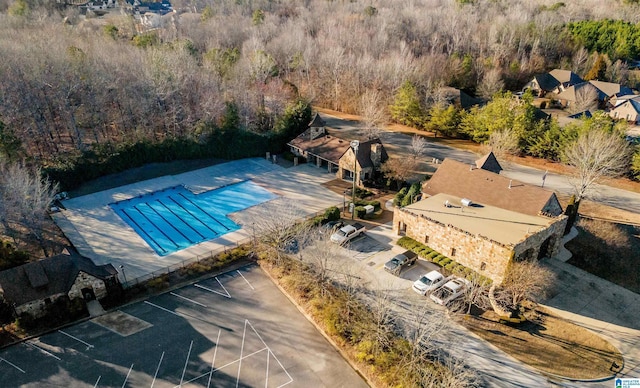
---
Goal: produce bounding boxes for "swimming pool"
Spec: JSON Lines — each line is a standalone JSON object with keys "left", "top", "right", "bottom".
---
{"left": 110, "top": 180, "right": 276, "bottom": 256}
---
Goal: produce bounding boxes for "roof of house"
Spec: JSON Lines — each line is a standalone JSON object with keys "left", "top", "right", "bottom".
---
{"left": 475, "top": 151, "right": 502, "bottom": 174}
{"left": 288, "top": 130, "right": 351, "bottom": 164}
{"left": 354, "top": 138, "right": 388, "bottom": 169}
{"left": 436, "top": 86, "right": 483, "bottom": 109}
{"left": 568, "top": 110, "right": 593, "bottom": 119}
{"left": 402, "top": 193, "right": 556, "bottom": 246}
{"left": 0, "top": 250, "right": 117, "bottom": 306}
{"left": 308, "top": 112, "right": 326, "bottom": 128}
{"left": 532, "top": 73, "right": 560, "bottom": 91}
{"left": 556, "top": 82, "right": 608, "bottom": 102}
{"left": 549, "top": 69, "right": 583, "bottom": 85}
{"left": 589, "top": 80, "right": 633, "bottom": 98}
{"left": 612, "top": 99, "right": 640, "bottom": 114}
{"left": 422, "top": 158, "right": 563, "bottom": 217}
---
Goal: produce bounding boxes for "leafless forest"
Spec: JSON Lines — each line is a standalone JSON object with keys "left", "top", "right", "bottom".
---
{"left": 0, "top": 0, "right": 639, "bottom": 165}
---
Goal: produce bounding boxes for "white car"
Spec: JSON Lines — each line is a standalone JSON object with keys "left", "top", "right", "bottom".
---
{"left": 430, "top": 278, "right": 470, "bottom": 306}
{"left": 330, "top": 223, "right": 365, "bottom": 245}
{"left": 412, "top": 271, "right": 448, "bottom": 295}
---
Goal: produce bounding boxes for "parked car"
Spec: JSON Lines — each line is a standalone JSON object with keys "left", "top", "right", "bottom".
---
{"left": 321, "top": 220, "right": 344, "bottom": 232}
{"left": 330, "top": 223, "right": 366, "bottom": 245}
{"left": 430, "top": 278, "right": 470, "bottom": 306}
{"left": 412, "top": 271, "right": 448, "bottom": 295}
{"left": 384, "top": 250, "right": 418, "bottom": 275}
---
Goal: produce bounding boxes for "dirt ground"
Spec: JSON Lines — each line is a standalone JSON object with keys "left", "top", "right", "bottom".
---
{"left": 457, "top": 307, "right": 623, "bottom": 380}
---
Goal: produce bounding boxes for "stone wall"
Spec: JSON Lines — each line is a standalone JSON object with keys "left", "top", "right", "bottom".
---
{"left": 15, "top": 293, "right": 66, "bottom": 319}
{"left": 338, "top": 149, "right": 372, "bottom": 184}
{"left": 393, "top": 207, "right": 567, "bottom": 284}
{"left": 68, "top": 272, "right": 108, "bottom": 300}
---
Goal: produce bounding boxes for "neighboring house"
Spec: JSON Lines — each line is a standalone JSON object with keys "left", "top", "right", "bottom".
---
{"left": 434, "top": 86, "right": 483, "bottom": 109}
{"left": 588, "top": 80, "right": 634, "bottom": 100}
{"left": 393, "top": 154, "right": 567, "bottom": 284}
{"left": 126, "top": 0, "right": 173, "bottom": 15}
{"left": 556, "top": 82, "right": 607, "bottom": 109}
{"left": 524, "top": 69, "right": 583, "bottom": 96}
{"left": 287, "top": 113, "right": 388, "bottom": 185}
{"left": 610, "top": 98, "right": 640, "bottom": 124}
{"left": 0, "top": 249, "right": 119, "bottom": 319}
{"left": 524, "top": 73, "right": 561, "bottom": 96}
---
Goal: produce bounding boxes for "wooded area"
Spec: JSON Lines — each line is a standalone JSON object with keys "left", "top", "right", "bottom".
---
{"left": 0, "top": 0, "right": 639, "bottom": 186}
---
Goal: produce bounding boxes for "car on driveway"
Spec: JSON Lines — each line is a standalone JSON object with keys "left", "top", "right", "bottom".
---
{"left": 412, "top": 271, "right": 449, "bottom": 295}
{"left": 430, "top": 277, "right": 470, "bottom": 305}
{"left": 384, "top": 250, "right": 418, "bottom": 275}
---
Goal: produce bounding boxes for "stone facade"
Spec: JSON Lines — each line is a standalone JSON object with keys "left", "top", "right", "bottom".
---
{"left": 393, "top": 207, "right": 567, "bottom": 284}
{"left": 68, "top": 271, "right": 108, "bottom": 300}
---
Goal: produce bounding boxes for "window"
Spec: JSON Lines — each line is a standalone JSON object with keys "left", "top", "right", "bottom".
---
{"left": 480, "top": 262, "right": 487, "bottom": 271}
{"left": 424, "top": 235, "right": 429, "bottom": 244}
{"left": 451, "top": 248, "right": 456, "bottom": 257}
{"left": 44, "top": 297, "right": 52, "bottom": 305}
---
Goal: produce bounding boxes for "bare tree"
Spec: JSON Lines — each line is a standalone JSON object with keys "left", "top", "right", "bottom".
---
{"left": 0, "top": 162, "right": 58, "bottom": 256}
{"left": 483, "top": 128, "right": 519, "bottom": 164}
{"left": 570, "top": 83, "right": 599, "bottom": 114}
{"left": 562, "top": 127, "right": 633, "bottom": 204}
{"left": 381, "top": 158, "right": 419, "bottom": 190}
{"left": 302, "top": 231, "right": 345, "bottom": 296}
{"left": 500, "top": 260, "right": 555, "bottom": 310}
{"left": 410, "top": 134, "right": 427, "bottom": 160}
{"left": 477, "top": 68, "right": 504, "bottom": 100}
{"left": 359, "top": 89, "right": 387, "bottom": 140}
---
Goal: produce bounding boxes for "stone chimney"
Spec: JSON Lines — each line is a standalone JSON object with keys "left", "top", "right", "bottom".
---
{"left": 309, "top": 126, "right": 326, "bottom": 140}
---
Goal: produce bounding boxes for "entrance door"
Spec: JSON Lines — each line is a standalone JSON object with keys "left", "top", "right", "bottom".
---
{"left": 81, "top": 287, "right": 96, "bottom": 301}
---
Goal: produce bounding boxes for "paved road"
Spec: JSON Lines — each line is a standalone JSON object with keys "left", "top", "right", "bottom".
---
{"left": 322, "top": 113, "right": 640, "bottom": 215}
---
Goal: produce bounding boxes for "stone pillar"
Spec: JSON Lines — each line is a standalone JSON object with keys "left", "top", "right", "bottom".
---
{"left": 266, "top": 152, "right": 270, "bottom": 160}
{"left": 272, "top": 155, "right": 277, "bottom": 164}
{"left": 327, "top": 163, "right": 332, "bottom": 173}
{"left": 316, "top": 158, "right": 322, "bottom": 168}
{"left": 294, "top": 157, "right": 298, "bottom": 166}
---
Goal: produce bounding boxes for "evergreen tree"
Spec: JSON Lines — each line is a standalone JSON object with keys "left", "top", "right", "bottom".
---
{"left": 389, "top": 81, "right": 425, "bottom": 128}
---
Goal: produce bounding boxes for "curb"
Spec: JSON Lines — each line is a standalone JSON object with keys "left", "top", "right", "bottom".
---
{"left": 257, "top": 261, "right": 376, "bottom": 388}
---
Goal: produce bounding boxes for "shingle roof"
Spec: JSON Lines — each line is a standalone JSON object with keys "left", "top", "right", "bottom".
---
{"left": 355, "top": 138, "right": 388, "bottom": 169}
{"left": 533, "top": 73, "right": 561, "bottom": 91}
{"left": 0, "top": 250, "right": 117, "bottom": 306}
{"left": 422, "top": 158, "right": 563, "bottom": 217}
{"left": 557, "top": 82, "right": 608, "bottom": 102}
{"left": 288, "top": 130, "right": 351, "bottom": 164}
{"left": 589, "top": 80, "right": 633, "bottom": 98}
{"left": 308, "top": 113, "right": 326, "bottom": 128}
{"left": 475, "top": 151, "right": 502, "bottom": 174}
{"left": 549, "top": 69, "right": 583, "bottom": 85}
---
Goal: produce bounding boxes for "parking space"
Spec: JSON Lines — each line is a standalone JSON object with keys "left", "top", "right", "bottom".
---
{"left": 0, "top": 264, "right": 368, "bottom": 388}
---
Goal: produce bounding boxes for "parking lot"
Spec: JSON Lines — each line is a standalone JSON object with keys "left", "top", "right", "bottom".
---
{"left": 0, "top": 264, "right": 367, "bottom": 388}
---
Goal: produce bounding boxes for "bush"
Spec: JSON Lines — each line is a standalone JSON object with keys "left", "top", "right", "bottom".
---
{"left": 354, "top": 206, "right": 367, "bottom": 218}
{"left": 394, "top": 187, "right": 408, "bottom": 206}
{"left": 324, "top": 206, "right": 340, "bottom": 221}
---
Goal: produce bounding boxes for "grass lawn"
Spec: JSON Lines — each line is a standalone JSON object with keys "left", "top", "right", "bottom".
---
{"left": 457, "top": 306, "right": 623, "bottom": 380}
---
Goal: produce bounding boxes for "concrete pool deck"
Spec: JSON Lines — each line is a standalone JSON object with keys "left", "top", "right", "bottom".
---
{"left": 52, "top": 158, "right": 343, "bottom": 283}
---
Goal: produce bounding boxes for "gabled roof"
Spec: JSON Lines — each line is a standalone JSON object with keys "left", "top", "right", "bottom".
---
{"left": 549, "top": 69, "right": 583, "bottom": 85}
{"left": 568, "top": 110, "right": 593, "bottom": 119}
{"left": 589, "top": 80, "right": 633, "bottom": 98}
{"left": 436, "top": 86, "right": 482, "bottom": 109}
{"left": 475, "top": 152, "right": 502, "bottom": 174}
{"left": 532, "top": 73, "right": 560, "bottom": 91}
{"left": 308, "top": 113, "right": 326, "bottom": 128}
{"left": 611, "top": 99, "right": 640, "bottom": 114}
{"left": 557, "top": 82, "right": 608, "bottom": 102}
{"left": 422, "top": 158, "right": 563, "bottom": 217}
{"left": 288, "top": 130, "right": 351, "bottom": 164}
{"left": 353, "top": 138, "right": 388, "bottom": 169}
{"left": 0, "top": 250, "right": 117, "bottom": 306}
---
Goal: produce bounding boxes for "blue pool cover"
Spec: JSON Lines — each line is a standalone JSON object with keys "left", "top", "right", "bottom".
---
{"left": 110, "top": 180, "right": 276, "bottom": 256}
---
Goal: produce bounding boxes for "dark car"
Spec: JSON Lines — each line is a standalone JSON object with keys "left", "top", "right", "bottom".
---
{"left": 321, "top": 220, "right": 344, "bottom": 232}
{"left": 384, "top": 251, "right": 418, "bottom": 275}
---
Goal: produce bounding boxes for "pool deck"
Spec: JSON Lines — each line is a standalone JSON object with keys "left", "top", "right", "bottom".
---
{"left": 52, "top": 158, "right": 343, "bottom": 282}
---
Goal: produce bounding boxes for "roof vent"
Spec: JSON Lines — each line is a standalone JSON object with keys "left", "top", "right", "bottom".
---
{"left": 508, "top": 180, "right": 512, "bottom": 189}
{"left": 444, "top": 200, "right": 451, "bottom": 208}
{"left": 461, "top": 198, "right": 473, "bottom": 207}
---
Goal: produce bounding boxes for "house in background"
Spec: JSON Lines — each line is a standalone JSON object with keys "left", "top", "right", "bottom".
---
{"left": 287, "top": 113, "right": 388, "bottom": 186}
{"left": 524, "top": 69, "right": 583, "bottom": 97}
{"left": 0, "top": 249, "right": 119, "bottom": 318}
{"left": 393, "top": 153, "right": 567, "bottom": 284}
{"left": 610, "top": 97, "right": 640, "bottom": 124}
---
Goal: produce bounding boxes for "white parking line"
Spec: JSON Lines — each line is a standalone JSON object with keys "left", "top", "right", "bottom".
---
{"left": 207, "top": 330, "right": 221, "bottom": 388}
{"left": 237, "top": 270, "right": 255, "bottom": 290}
{"left": 179, "top": 340, "right": 193, "bottom": 387}
{"left": 25, "top": 341, "right": 61, "bottom": 361}
{"left": 0, "top": 357, "right": 25, "bottom": 373}
{"left": 58, "top": 330, "right": 94, "bottom": 350}
{"left": 176, "top": 347, "right": 268, "bottom": 387}
{"left": 121, "top": 363, "right": 134, "bottom": 388}
{"left": 150, "top": 351, "right": 164, "bottom": 388}
{"left": 245, "top": 320, "right": 293, "bottom": 388}
{"left": 170, "top": 292, "right": 207, "bottom": 307}
{"left": 93, "top": 375, "right": 101, "bottom": 387}
{"left": 194, "top": 277, "right": 231, "bottom": 298}
{"left": 144, "top": 301, "right": 183, "bottom": 317}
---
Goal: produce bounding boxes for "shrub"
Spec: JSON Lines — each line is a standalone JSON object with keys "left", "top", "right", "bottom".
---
{"left": 394, "top": 187, "right": 408, "bottom": 206}
{"left": 324, "top": 206, "right": 341, "bottom": 221}
{"left": 354, "top": 206, "right": 367, "bottom": 218}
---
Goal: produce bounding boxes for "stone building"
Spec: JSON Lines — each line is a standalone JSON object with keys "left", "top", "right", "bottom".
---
{"left": 0, "top": 249, "right": 119, "bottom": 318}
{"left": 287, "top": 113, "right": 388, "bottom": 185}
{"left": 393, "top": 155, "right": 567, "bottom": 284}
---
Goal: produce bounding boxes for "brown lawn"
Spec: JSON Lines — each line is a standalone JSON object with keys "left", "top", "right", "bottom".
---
{"left": 457, "top": 307, "right": 623, "bottom": 380}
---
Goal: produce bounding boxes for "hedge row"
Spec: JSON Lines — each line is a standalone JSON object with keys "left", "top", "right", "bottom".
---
{"left": 397, "top": 236, "right": 492, "bottom": 285}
